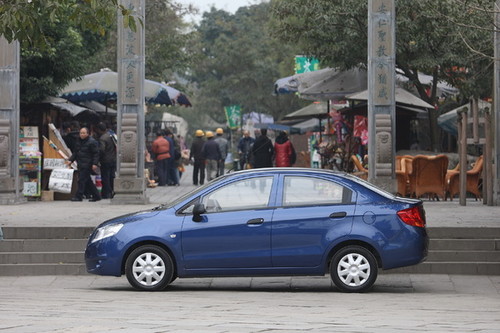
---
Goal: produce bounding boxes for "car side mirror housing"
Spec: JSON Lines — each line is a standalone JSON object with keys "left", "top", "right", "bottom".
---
{"left": 192, "top": 203, "right": 206, "bottom": 222}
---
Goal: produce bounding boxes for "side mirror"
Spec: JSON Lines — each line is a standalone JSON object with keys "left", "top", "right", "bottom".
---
{"left": 192, "top": 203, "right": 206, "bottom": 222}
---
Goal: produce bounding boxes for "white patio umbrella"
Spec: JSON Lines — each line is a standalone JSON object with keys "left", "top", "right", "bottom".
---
{"left": 59, "top": 68, "right": 191, "bottom": 106}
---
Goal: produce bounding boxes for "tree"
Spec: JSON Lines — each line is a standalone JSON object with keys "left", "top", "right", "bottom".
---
{"left": 187, "top": 3, "right": 305, "bottom": 128}
{"left": 0, "top": 0, "right": 137, "bottom": 48}
{"left": 20, "top": 19, "right": 106, "bottom": 103}
{"left": 269, "top": 0, "right": 494, "bottom": 150}
{"left": 16, "top": 0, "right": 196, "bottom": 103}
{"left": 86, "top": 0, "right": 196, "bottom": 84}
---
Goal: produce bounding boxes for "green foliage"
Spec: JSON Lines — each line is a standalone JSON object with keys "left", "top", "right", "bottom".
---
{"left": 0, "top": 0, "right": 136, "bottom": 48}
{"left": 269, "top": 0, "right": 493, "bottom": 101}
{"left": 86, "top": 1, "right": 195, "bottom": 83}
{"left": 269, "top": 0, "right": 495, "bottom": 149}
{"left": 143, "top": 0, "right": 195, "bottom": 81}
{"left": 187, "top": 3, "right": 305, "bottom": 128}
{"left": 20, "top": 13, "right": 107, "bottom": 103}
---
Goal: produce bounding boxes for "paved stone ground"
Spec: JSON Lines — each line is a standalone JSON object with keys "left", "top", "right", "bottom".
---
{"left": 0, "top": 274, "right": 499, "bottom": 332}
{"left": 1, "top": 166, "right": 500, "bottom": 332}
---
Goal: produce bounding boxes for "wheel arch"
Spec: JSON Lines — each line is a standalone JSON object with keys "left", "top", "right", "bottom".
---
{"left": 325, "top": 240, "right": 382, "bottom": 274}
{"left": 121, "top": 240, "right": 178, "bottom": 277}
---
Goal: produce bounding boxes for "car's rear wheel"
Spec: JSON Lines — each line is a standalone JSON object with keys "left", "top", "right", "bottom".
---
{"left": 330, "top": 245, "right": 378, "bottom": 292}
{"left": 125, "top": 245, "right": 174, "bottom": 291}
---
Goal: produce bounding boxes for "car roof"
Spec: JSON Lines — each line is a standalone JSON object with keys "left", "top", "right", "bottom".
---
{"left": 224, "top": 167, "right": 347, "bottom": 178}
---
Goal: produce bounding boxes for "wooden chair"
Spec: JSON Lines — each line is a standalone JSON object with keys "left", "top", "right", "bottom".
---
{"left": 350, "top": 155, "right": 368, "bottom": 180}
{"left": 395, "top": 155, "right": 413, "bottom": 196}
{"left": 446, "top": 155, "right": 483, "bottom": 200}
{"left": 407, "top": 154, "right": 449, "bottom": 200}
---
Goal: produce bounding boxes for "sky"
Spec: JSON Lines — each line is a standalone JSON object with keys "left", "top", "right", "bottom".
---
{"left": 177, "top": 0, "right": 265, "bottom": 22}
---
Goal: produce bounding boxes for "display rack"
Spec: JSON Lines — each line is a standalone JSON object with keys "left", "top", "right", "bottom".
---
{"left": 19, "top": 155, "right": 42, "bottom": 197}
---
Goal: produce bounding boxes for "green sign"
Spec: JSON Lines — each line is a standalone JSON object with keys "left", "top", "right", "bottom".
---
{"left": 295, "top": 56, "right": 320, "bottom": 74}
{"left": 224, "top": 105, "right": 241, "bottom": 129}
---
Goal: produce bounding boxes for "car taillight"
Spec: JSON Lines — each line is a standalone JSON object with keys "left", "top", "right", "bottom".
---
{"left": 397, "top": 206, "right": 426, "bottom": 228}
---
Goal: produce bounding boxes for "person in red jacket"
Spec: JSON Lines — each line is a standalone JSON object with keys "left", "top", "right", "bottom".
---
{"left": 274, "top": 131, "right": 296, "bottom": 167}
{"left": 151, "top": 131, "right": 171, "bottom": 186}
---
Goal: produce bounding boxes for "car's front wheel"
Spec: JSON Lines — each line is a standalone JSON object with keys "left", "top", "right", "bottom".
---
{"left": 330, "top": 245, "right": 378, "bottom": 292}
{"left": 125, "top": 245, "right": 174, "bottom": 291}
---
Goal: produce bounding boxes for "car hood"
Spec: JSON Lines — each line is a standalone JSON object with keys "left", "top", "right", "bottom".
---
{"left": 96, "top": 208, "right": 163, "bottom": 229}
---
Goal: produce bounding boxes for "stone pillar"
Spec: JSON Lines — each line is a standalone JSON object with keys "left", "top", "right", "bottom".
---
{"left": 112, "top": 0, "right": 148, "bottom": 204}
{"left": 0, "top": 37, "right": 24, "bottom": 204}
{"left": 494, "top": 0, "right": 500, "bottom": 205}
{"left": 367, "top": 0, "right": 396, "bottom": 192}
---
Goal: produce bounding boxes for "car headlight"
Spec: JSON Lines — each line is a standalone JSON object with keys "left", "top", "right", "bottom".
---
{"left": 91, "top": 223, "right": 124, "bottom": 243}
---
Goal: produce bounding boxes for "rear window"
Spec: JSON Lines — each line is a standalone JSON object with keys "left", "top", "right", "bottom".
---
{"left": 283, "top": 176, "right": 353, "bottom": 206}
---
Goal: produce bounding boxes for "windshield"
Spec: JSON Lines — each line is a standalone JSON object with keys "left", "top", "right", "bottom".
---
{"left": 160, "top": 177, "right": 222, "bottom": 209}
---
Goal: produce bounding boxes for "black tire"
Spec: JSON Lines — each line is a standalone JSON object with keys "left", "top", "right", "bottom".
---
{"left": 330, "top": 245, "right": 378, "bottom": 293}
{"left": 125, "top": 245, "right": 174, "bottom": 291}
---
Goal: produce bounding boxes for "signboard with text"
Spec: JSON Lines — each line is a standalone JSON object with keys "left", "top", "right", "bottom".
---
{"left": 295, "top": 56, "right": 320, "bottom": 74}
{"left": 49, "top": 168, "right": 74, "bottom": 194}
{"left": 224, "top": 105, "right": 242, "bottom": 129}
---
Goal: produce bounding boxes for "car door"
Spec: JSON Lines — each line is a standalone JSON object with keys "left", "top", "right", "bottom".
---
{"left": 271, "top": 174, "right": 355, "bottom": 267}
{"left": 181, "top": 176, "right": 276, "bottom": 269}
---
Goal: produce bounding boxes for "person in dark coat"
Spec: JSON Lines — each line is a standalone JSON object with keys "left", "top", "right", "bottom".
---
{"left": 214, "top": 128, "right": 228, "bottom": 176}
{"left": 67, "top": 127, "right": 101, "bottom": 202}
{"left": 96, "top": 122, "right": 116, "bottom": 199}
{"left": 202, "top": 131, "right": 221, "bottom": 181}
{"left": 189, "top": 130, "right": 206, "bottom": 185}
{"left": 164, "top": 129, "right": 179, "bottom": 186}
{"left": 62, "top": 121, "right": 80, "bottom": 154}
{"left": 274, "top": 130, "right": 295, "bottom": 167}
{"left": 237, "top": 130, "right": 255, "bottom": 169}
{"left": 251, "top": 128, "right": 274, "bottom": 168}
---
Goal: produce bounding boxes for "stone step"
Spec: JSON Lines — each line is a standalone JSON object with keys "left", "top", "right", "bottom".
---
{"left": 0, "top": 251, "right": 83, "bottom": 264}
{"left": 385, "top": 262, "right": 500, "bottom": 275}
{"left": 429, "top": 239, "right": 498, "bottom": 251}
{"left": 427, "top": 250, "right": 500, "bottom": 262}
{"left": 0, "top": 239, "right": 87, "bottom": 252}
{"left": 0, "top": 263, "right": 87, "bottom": 276}
{"left": 5, "top": 226, "right": 500, "bottom": 239}
{"left": 0, "top": 226, "right": 499, "bottom": 276}
{"left": 427, "top": 227, "right": 500, "bottom": 239}
{"left": 1, "top": 227, "right": 94, "bottom": 240}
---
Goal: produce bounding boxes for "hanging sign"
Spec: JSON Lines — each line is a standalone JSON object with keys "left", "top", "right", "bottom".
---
{"left": 224, "top": 105, "right": 242, "bottom": 129}
{"left": 49, "top": 168, "right": 74, "bottom": 194}
{"left": 295, "top": 56, "right": 320, "bottom": 74}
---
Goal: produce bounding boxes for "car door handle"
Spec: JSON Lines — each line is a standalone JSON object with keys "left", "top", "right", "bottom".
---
{"left": 247, "top": 218, "right": 264, "bottom": 225}
{"left": 329, "top": 212, "right": 347, "bottom": 219}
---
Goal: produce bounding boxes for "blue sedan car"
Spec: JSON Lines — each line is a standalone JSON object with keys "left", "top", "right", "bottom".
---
{"left": 85, "top": 168, "right": 428, "bottom": 292}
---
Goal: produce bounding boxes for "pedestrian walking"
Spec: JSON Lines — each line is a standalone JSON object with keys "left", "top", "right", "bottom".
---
{"left": 67, "top": 127, "right": 101, "bottom": 202}
{"left": 190, "top": 129, "right": 206, "bottom": 185}
{"left": 202, "top": 131, "right": 221, "bottom": 181}
{"left": 214, "top": 127, "right": 228, "bottom": 176}
{"left": 237, "top": 130, "right": 255, "bottom": 170}
{"left": 151, "top": 130, "right": 170, "bottom": 186}
{"left": 164, "top": 129, "right": 179, "bottom": 186}
{"left": 95, "top": 122, "right": 116, "bottom": 198}
{"left": 62, "top": 120, "right": 80, "bottom": 153}
{"left": 274, "top": 130, "right": 296, "bottom": 167}
{"left": 252, "top": 128, "right": 274, "bottom": 168}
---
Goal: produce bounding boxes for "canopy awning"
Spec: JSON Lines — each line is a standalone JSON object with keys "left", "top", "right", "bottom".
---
{"left": 437, "top": 100, "right": 491, "bottom": 136}
{"left": 79, "top": 100, "right": 117, "bottom": 115}
{"left": 282, "top": 102, "right": 329, "bottom": 120}
{"left": 41, "top": 97, "right": 94, "bottom": 117}
{"left": 274, "top": 67, "right": 368, "bottom": 100}
{"left": 346, "top": 87, "right": 434, "bottom": 109}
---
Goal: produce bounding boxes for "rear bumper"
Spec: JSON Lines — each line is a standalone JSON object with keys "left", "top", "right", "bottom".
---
{"left": 381, "top": 227, "right": 428, "bottom": 269}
